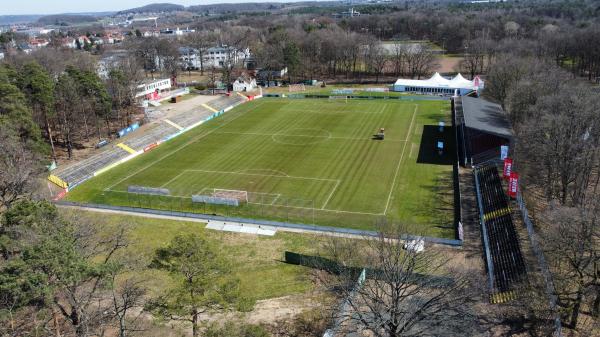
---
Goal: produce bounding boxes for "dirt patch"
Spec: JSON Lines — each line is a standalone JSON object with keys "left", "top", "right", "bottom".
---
{"left": 436, "top": 56, "right": 463, "bottom": 73}
{"left": 246, "top": 293, "right": 327, "bottom": 324}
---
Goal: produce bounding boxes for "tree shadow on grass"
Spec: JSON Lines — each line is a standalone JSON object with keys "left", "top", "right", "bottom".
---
{"left": 415, "top": 173, "right": 455, "bottom": 235}
{"left": 416, "top": 125, "right": 456, "bottom": 166}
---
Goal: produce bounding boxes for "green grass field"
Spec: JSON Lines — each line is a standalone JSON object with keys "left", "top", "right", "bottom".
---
{"left": 61, "top": 210, "right": 317, "bottom": 301}
{"left": 66, "top": 98, "right": 455, "bottom": 238}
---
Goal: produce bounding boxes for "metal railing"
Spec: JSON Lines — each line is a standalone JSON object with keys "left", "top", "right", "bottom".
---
{"left": 56, "top": 200, "right": 464, "bottom": 246}
{"left": 473, "top": 166, "right": 495, "bottom": 291}
{"left": 516, "top": 190, "right": 563, "bottom": 337}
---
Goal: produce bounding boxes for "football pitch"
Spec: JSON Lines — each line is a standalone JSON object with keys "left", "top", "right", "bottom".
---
{"left": 66, "top": 98, "right": 456, "bottom": 238}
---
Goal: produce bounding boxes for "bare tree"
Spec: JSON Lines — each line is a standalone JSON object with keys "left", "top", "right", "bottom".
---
{"left": 109, "top": 275, "right": 147, "bottom": 337}
{"left": 541, "top": 204, "right": 600, "bottom": 329}
{"left": 319, "top": 224, "right": 479, "bottom": 337}
{"left": 368, "top": 41, "right": 388, "bottom": 83}
{"left": 460, "top": 37, "right": 494, "bottom": 79}
{"left": 405, "top": 44, "right": 438, "bottom": 79}
{"left": 184, "top": 31, "right": 217, "bottom": 75}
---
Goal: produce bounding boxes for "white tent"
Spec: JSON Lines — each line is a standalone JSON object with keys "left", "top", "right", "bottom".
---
{"left": 393, "top": 73, "right": 484, "bottom": 96}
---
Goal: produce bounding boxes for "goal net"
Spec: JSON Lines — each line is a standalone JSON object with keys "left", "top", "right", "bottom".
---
{"left": 329, "top": 95, "right": 348, "bottom": 103}
{"left": 213, "top": 189, "right": 248, "bottom": 203}
{"left": 288, "top": 84, "right": 306, "bottom": 92}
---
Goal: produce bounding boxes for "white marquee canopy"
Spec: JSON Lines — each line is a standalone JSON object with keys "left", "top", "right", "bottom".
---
{"left": 393, "top": 72, "right": 484, "bottom": 95}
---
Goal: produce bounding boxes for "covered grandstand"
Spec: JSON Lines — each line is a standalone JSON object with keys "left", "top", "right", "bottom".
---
{"left": 393, "top": 73, "right": 484, "bottom": 96}
{"left": 454, "top": 96, "right": 512, "bottom": 166}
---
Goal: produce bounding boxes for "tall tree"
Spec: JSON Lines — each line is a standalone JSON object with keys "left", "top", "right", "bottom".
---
{"left": 0, "top": 200, "right": 128, "bottom": 337}
{"left": 147, "top": 234, "right": 244, "bottom": 337}
{"left": 16, "top": 62, "right": 57, "bottom": 161}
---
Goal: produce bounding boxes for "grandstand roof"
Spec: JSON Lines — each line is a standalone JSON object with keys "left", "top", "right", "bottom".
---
{"left": 394, "top": 72, "right": 483, "bottom": 90}
{"left": 462, "top": 96, "right": 513, "bottom": 139}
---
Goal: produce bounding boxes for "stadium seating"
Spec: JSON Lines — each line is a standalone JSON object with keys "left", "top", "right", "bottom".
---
{"left": 51, "top": 94, "right": 249, "bottom": 190}
{"left": 207, "top": 94, "right": 247, "bottom": 111}
{"left": 475, "top": 164, "right": 527, "bottom": 297}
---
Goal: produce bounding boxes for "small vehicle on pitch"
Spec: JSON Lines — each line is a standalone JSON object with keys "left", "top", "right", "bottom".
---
{"left": 373, "top": 128, "right": 385, "bottom": 140}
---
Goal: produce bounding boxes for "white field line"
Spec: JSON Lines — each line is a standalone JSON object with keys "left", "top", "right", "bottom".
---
{"left": 107, "top": 184, "right": 383, "bottom": 216}
{"left": 105, "top": 101, "right": 266, "bottom": 190}
{"left": 270, "top": 194, "right": 281, "bottom": 205}
{"left": 383, "top": 104, "right": 418, "bottom": 215}
{"left": 409, "top": 142, "right": 417, "bottom": 159}
{"left": 160, "top": 171, "right": 186, "bottom": 188}
{"left": 236, "top": 169, "right": 290, "bottom": 177}
{"left": 214, "top": 131, "right": 407, "bottom": 143}
{"left": 321, "top": 179, "right": 341, "bottom": 209}
{"left": 184, "top": 169, "right": 339, "bottom": 182}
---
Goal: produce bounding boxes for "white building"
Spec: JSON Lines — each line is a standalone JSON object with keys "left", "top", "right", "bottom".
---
{"left": 232, "top": 76, "right": 257, "bottom": 92}
{"left": 205, "top": 45, "right": 250, "bottom": 68}
{"left": 135, "top": 78, "right": 172, "bottom": 100}
{"left": 393, "top": 72, "right": 484, "bottom": 96}
{"left": 179, "top": 45, "right": 251, "bottom": 69}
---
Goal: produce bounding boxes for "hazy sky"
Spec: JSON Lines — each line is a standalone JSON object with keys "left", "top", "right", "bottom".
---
{"left": 3, "top": 0, "right": 300, "bottom": 15}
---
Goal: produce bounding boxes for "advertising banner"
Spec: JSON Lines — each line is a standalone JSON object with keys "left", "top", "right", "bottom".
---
{"left": 500, "top": 145, "right": 509, "bottom": 160}
{"left": 118, "top": 122, "right": 140, "bottom": 138}
{"left": 508, "top": 172, "right": 519, "bottom": 198}
{"left": 503, "top": 158, "right": 513, "bottom": 179}
{"left": 144, "top": 143, "right": 159, "bottom": 152}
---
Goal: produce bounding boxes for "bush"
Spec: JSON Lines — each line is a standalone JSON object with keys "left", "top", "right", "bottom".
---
{"left": 194, "top": 84, "right": 207, "bottom": 91}
{"left": 205, "top": 322, "right": 269, "bottom": 337}
{"left": 236, "top": 296, "right": 256, "bottom": 312}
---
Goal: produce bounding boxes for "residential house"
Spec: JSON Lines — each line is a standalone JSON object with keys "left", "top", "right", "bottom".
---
{"left": 204, "top": 45, "right": 251, "bottom": 68}
{"left": 77, "top": 35, "right": 92, "bottom": 46}
{"left": 333, "top": 8, "right": 361, "bottom": 18}
{"left": 61, "top": 38, "right": 77, "bottom": 49}
{"left": 29, "top": 38, "right": 49, "bottom": 49}
{"left": 17, "top": 43, "right": 33, "bottom": 54}
{"left": 179, "top": 47, "right": 201, "bottom": 70}
{"left": 179, "top": 45, "right": 252, "bottom": 70}
{"left": 143, "top": 30, "right": 160, "bottom": 38}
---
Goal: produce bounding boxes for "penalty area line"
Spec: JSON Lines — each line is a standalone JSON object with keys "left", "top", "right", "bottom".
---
{"left": 320, "top": 180, "right": 341, "bottom": 210}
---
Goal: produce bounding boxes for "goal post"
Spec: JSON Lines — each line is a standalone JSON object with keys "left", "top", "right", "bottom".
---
{"left": 288, "top": 84, "right": 306, "bottom": 92}
{"left": 329, "top": 95, "right": 348, "bottom": 103}
{"left": 213, "top": 189, "right": 249, "bottom": 203}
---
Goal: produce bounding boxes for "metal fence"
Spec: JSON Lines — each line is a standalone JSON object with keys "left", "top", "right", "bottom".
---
{"left": 516, "top": 190, "right": 563, "bottom": 337}
{"left": 56, "top": 200, "right": 463, "bottom": 246}
{"left": 323, "top": 268, "right": 367, "bottom": 337}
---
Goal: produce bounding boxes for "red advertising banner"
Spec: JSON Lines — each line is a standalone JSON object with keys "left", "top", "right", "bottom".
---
{"left": 52, "top": 188, "right": 68, "bottom": 201}
{"left": 508, "top": 172, "right": 519, "bottom": 198}
{"left": 144, "top": 142, "right": 159, "bottom": 152}
{"left": 503, "top": 158, "right": 513, "bottom": 180}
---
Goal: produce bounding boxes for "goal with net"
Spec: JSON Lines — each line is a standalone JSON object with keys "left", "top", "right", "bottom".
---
{"left": 288, "top": 84, "right": 306, "bottom": 92}
{"left": 329, "top": 95, "right": 348, "bottom": 103}
{"left": 213, "top": 189, "right": 248, "bottom": 203}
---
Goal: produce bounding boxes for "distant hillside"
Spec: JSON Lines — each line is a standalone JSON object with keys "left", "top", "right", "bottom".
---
{"left": 37, "top": 14, "right": 98, "bottom": 25}
{"left": 0, "top": 15, "right": 43, "bottom": 25}
{"left": 117, "top": 3, "right": 185, "bottom": 14}
{"left": 188, "top": 1, "right": 340, "bottom": 14}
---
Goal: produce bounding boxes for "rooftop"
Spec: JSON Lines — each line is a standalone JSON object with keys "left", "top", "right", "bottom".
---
{"left": 461, "top": 96, "right": 513, "bottom": 139}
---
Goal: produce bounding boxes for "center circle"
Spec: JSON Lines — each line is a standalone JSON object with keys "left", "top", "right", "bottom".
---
{"left": 271, "top": 128, "right": 331, "bottom": 145}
